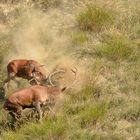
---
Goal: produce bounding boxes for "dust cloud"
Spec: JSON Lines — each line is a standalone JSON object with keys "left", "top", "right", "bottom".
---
{"left": 4, "top": 9, "right": 88, "bottom": 90}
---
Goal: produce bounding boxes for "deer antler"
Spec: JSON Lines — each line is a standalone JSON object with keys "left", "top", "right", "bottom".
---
{"left": 48, "top": 69, "right": 66, "bottom": 86}
{"left": 37, "top": 65, "right": 45, "bottom": 68}
{"left": 64, "top": 67, "right": 78, "bottom": 91}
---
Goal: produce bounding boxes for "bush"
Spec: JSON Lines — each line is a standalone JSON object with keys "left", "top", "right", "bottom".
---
{"left": 1, "top": 116, "right": 69, "bottom": 140}
{"left": 122, "top": 103, "right": 140, "bottom": 122}
{"left": 79, "top": 102, "right": 108, "bottom": 128}
{"left": 71, "top": 31, "right": 88, "bottom": 45}
{"left": 96, "top": 32, "right": 135, "bottom": 61}
{"left": 77, "top": 4, "right": 114, "bottom": 32}
{"left": 70, "top": 85, "right": 101, "bottom": 102}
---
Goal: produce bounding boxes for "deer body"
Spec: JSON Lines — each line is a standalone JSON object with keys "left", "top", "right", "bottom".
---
{"left": 3, "top": 85, "right": 62, "bottom": 121}
{"left": 3, "top": 59, "right": 47, "bottom": 94}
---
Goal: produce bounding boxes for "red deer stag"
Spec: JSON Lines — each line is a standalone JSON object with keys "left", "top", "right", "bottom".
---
{"left": 2, "top": 59, "right": 48, "bottom": 93}
{"left": 3, "top": 68, "right": 78, "bottom": 122}
{"left": 2, "top": 59, "right": 66, "bottom": 96}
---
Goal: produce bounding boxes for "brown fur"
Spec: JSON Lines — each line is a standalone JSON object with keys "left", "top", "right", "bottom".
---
{"left": 3, "top": 59, "right": 47, "bottom": 93}
{"left": 3, "top": 85, "right": 64, "bottom": 121}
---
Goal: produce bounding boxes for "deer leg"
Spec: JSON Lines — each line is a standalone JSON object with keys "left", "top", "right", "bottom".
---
{"left": 34, "top": 102, "right": 43, "bottom": 122}
{"left": 16, "top": 106, "right": 22, "bottom": 118}
{"left": 9, "top": 111, "right": 17, "bottom": 124}
{"left": 8, "top": 105, "right": 22, "bottom": 123}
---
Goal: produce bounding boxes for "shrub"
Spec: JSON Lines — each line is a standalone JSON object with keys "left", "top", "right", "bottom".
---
{"left": 79, "top": 102, "right": 108, "bottom": 128}
{"left": 96, "top": 32, "right": 135, "bottom": 61}
{"left": 62, "top": 85, "right": 102, "bottom": 119}
{"left": 70, "top": 85, "right": 101, "bottom": 102}
{"left": 77, "top": 4, "right": 114, "bottom": 32}
{"left": 122, "top": 103, "right": 140, "bottom": 122}
{"left": 71, "top": 31, "right": 88, "bottom": 45}
{"left": 1, "top": 116, "right": 69, "bottom": 140}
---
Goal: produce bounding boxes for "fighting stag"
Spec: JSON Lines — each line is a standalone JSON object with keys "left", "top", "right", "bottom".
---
{"left": 3, "top": 68, "right": 78, "bottom": 122}
{"left": 3, "top": 59, "right": 46, "bottom": 91}
{"left": 2, "top": 59, "right": 65, "bottom": 94}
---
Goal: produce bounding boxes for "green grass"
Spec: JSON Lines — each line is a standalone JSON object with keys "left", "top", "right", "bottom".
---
{"left": 96, "top": 32, "right": 136, "bottom": 61}
{"left": 77, "top": 4, "right": 114, "bottom": 32}
{"left": 1, "top": 116, "right": 68, "bottom": 140}
{"left": 1, "top": 85, "right": 109, "bottom": 140}
{"left": 0, "top": 0, "right": 140, "bottom": 140}
{"left": 121, "top": 102, "right": 140, "bottom": 122}
{"left": 71, "top": 31, "right": 88, "bottom": 45}
{"left": 79, "top": 102, "right": 108, "bottom": 128}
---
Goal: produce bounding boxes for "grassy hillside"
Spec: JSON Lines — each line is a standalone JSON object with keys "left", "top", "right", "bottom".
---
{"left": 0, "top": 0, "right": 140, "bottom": 139}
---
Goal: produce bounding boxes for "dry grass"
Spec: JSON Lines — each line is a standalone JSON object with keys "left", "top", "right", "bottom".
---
{"left": 0, "top": 0, "right": 139, "bottom": 140}
{"left": 77, "top": 4, "right": 114, "bottom": 32}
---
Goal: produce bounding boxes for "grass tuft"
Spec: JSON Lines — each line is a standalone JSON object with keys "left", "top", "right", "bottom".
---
{"left": 79, "top": 102, "right": 108, "bottom": 128}
{"left": 71, "top": 31, "right": 88, "bottom": 45}
{"left": 96, "top": 32, "right": 135, "bottom": 61}
{"left": 77, "top": 4, "right": 114, "bottom": 32}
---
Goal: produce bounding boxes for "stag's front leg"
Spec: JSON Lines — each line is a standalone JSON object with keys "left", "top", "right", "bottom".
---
{"left": 34, "top": 102, "right": 43, "bottom": 122}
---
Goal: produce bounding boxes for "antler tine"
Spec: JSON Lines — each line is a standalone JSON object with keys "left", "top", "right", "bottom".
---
{"left": 71, "top": 67, "right": 78, "bottom": 81}
{"left": 37, "top": 65, "right": 45, "bottom": 68}
{"left": 48, "top": 69, "right": 66, "bottom": 86}
{"left": 65, "top": 67, "right": 78, "bottom": 91}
